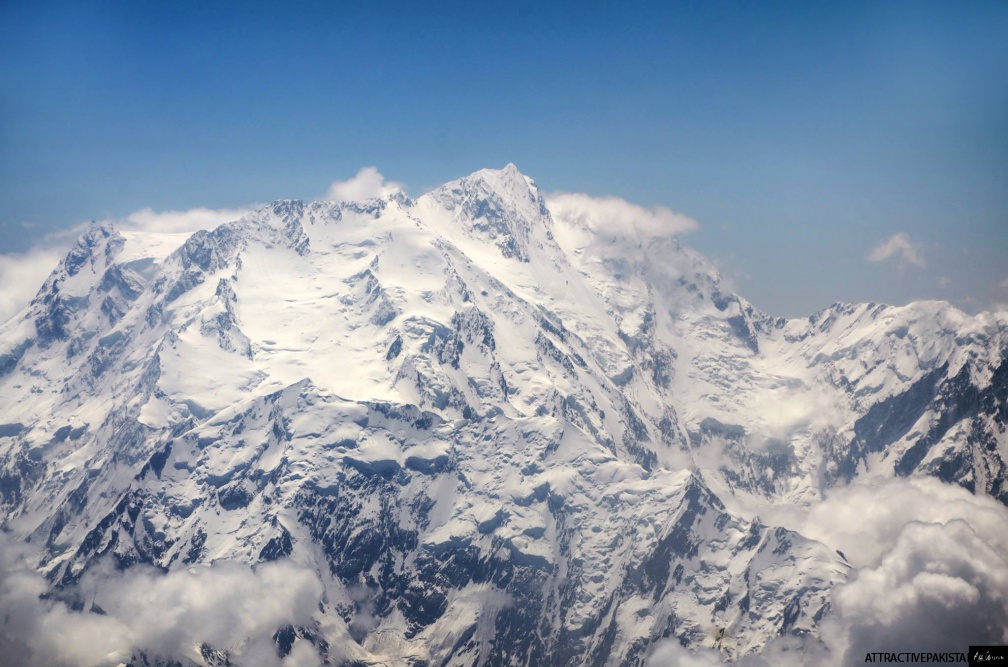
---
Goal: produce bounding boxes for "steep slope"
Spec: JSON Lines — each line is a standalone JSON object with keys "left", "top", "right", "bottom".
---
{"left": 0, "top": 164, "right": 1004, "bottom": 666}
{"left": 545, "top": 198, "right": 1008, "bottom": 508}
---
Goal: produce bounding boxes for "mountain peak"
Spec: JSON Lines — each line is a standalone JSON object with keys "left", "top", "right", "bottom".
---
{"left": 468, "top": 162, "right": 536, "bottom": 193}
{"left": 420, "top": 163, "right": 552, "bottom": 262}
{"left": 65, "top": 221, "right": 124, "bottom": 275}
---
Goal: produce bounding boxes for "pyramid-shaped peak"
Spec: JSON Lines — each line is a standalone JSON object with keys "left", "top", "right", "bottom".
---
{"left": 467, "top": 162, "right": 535, "bottom": 189}
{"left": 61, "top": 221, "right": 124, "bottom": 277}
{"left": 437, "top": 163, "right": 545, "bottom": 216}
{"left": 67, "top": 220, "right": 122, "bottom": 257}
{"left": 83, "top": 219, "right": 120, "bottom": 239}
{"left": 419, "top": 164, "right": 553, "bottom": 262}
{"left": 501, "top": 161, "right": 525, "bottom": 178}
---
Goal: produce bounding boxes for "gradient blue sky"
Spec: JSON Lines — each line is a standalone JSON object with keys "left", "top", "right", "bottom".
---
{"left": 2, "top": 0, "right": 1006, "bottom": 316}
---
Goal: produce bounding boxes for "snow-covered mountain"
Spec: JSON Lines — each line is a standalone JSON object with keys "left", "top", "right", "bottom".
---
{"left": 0, "top": 164, "right": 1006, "bottom": 666}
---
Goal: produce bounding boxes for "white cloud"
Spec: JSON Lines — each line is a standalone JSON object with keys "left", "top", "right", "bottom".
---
{"left": 652, "top": 477, "right": 1008, "bottom": 666}
{"left": 647, "top": 641, "right": 724, "bottom": 666}
{"left": 761, "top": 476, "right": 1008, "bottom": 569}
{"left": 546, "top": 191, "right": 717, "bottom": 316}
{"left": 1000, "top": 276, "right": 1008, "bottom": 289}
{"left": 828, "top": 519, "right": 1008, "bottom": 665}
{"left": 546, "top": 191, "right": 698, "bottom": 245}
{"left": 751, "top": 477, "right": 1008, "bottom": 664}
{"left": 325, "top": 166, "right": 404, "bottom": 203}
{"left": 0, "top": 533, "right": 325, "bottom": 667}
{"left": 282, "top": 640, "right": 324, "bottom": 667}
{"left": 0, "top": 247, "right": 68, "bottom": 324}
{"left": 122, "top": 206, "right": 253, "bottom": 234}
{"left": 867, "top": 232, "right": 925, "bottom": 268}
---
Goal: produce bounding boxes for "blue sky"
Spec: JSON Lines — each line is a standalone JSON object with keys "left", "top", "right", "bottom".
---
{"left": 1, "top": 0, "right": 1006, "bottom": 316}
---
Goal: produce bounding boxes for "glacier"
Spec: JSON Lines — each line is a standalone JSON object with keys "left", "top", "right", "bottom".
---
{"left": 0, "top": 164, "right": 1006, "bottom": 666}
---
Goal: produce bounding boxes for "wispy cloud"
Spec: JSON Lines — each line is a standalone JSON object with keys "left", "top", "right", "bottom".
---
{"left": 546, "top": 192, "right": 698, "bottom": 242}
{"left": 326, "top": 166, "right": 404, "bottom": 202}
{"left": 0, "top": 247, "right": 68, "bottom": 324}
{"left": 121, "top": 206, "right": 253, "bottom": 234}
{"left": 546, "top": 191, "right": 714, "bottom": 314}
{"left": 867, "top": 232, "right": 925, "bottom": 268}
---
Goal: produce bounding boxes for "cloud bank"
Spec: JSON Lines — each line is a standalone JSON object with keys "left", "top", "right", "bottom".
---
{"left": 0, "top": 534, "right": 325, "bottom": 667}
{"left": 325, "top": 166, "right": 404, "bottom": 202}
{"left": 831, "top": 518, "right": 1008, "bottom": 665}
{"left": 798, "top": 478, "right": 1008, "bottom": 666}
{"left": 867, "top": 232, "right": 925, "bottom": 268}
{"left": 648, "top": 477, "right": 1008, "bottom": 666}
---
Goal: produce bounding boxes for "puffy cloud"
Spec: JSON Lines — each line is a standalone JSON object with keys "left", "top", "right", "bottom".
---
{"left": 325, "top": 166, "right": 404, "bottom": 202}
{"left": 0, "top": 533, "right": 325, "bottom": 667}
{"left": 755, "top": 477, "right": 1008, "bottom": 664}
{"left": 828, "top": 519, "right": 1008, "bottom": 666}
{"left": 867, "top": 232, "right": 925, "bottom": 268}
{"left": 0, "top": 535, "right": 127, "bottom": 666}
{"left": 546, "top": 192, "right": 698, "bottom": 246}
{"left": 546, "top": 191, "right": 720, "bottom": 317}
{"left": 761, "top": 476, "right": 1008, "bottom": 568}
{"left": 648, "top": 478, "right": 1008, "bottom": 666}
{"left": 743, "top": 381, "right": 850, "bottom": 447}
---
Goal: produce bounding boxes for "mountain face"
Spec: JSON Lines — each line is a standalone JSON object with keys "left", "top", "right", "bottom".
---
{"left": 0, "top": 164, "right": 1006, "bottom": 666}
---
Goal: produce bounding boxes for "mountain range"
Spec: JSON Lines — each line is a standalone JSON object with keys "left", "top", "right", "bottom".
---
{"left": 1, "top": 164, "right": 1006, "bottom": 666}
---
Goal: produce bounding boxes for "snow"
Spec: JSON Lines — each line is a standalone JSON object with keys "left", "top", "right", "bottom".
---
{"left": 0, "top": 164, "right": 1005, "bottom": 666}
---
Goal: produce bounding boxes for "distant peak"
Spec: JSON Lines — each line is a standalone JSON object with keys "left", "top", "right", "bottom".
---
{"left": 60, "top": 222, "right": 124, "bottom": 277}
{"left": 433, "top": 163, "right": 547, "bottom": 212}
{"left": 420, "top": 164, "right": 553, "bottom": 263}
{"left": 82, "top": 219, "right": 120, "bottom": 241}
{"left": 468, "top": 162, "right": 533, "bottom": 187}
{"left": 270, "top": 199, "right": 305, "bottom": 218}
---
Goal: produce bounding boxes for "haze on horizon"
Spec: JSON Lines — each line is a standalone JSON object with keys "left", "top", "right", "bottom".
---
{"left": 1, "top": 0, "right": 1006, "bottom": 318}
